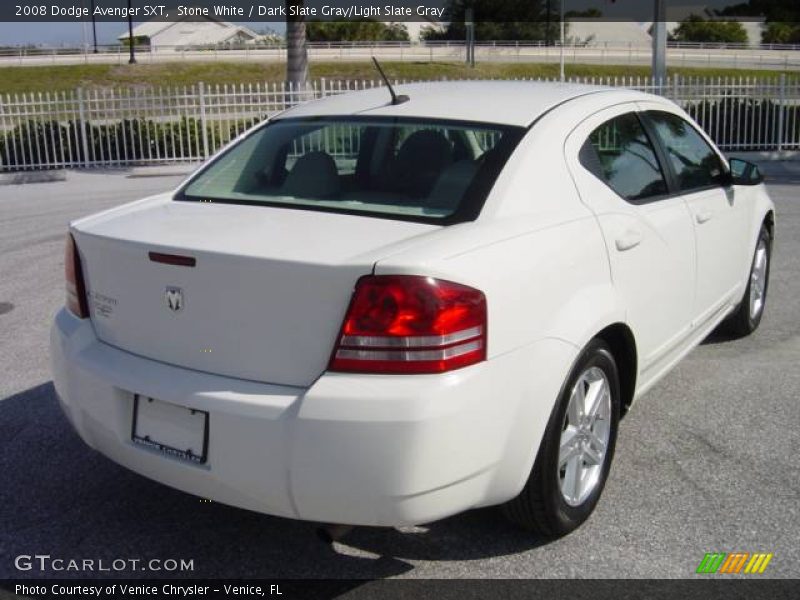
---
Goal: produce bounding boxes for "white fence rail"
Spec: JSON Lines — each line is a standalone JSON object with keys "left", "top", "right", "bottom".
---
{"left": 0, "top": 75, "right": 797, "bottom": 171}
{"left": 4, "top": 44, "right": 797, "bottom": 71}
{"left": 5, "top": 39, "right": 800, "bottom": 55}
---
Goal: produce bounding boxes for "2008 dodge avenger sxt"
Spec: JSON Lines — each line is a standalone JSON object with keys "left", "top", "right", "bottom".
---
{"left": 51, "top": 81, "right": 774, "bottom": 537}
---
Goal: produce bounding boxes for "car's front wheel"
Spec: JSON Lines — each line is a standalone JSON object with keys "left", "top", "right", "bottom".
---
{"left": 503, "top": 339, "right": 620, "bottom": 537}
{"left": 725, "top": 223, "right": 772, "bottom": 337}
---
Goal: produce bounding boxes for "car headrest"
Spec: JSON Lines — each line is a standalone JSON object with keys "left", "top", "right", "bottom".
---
{"left": 282, "top": 151, "right": 340, "bottom": 199}
{"left": 393, "top": 130, "right": 453, "bottom": 197}
{"left": 426, "top": 160, "right": 479, "bottom": 210}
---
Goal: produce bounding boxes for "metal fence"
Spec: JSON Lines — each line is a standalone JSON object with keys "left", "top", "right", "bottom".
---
{"left": 5, "top": 39, "right": 800, "bottom": 55}
{"left": 4, "top": 44, "right": 798, "bottom": 71}
{"left": 0, "top": 75, "right": 797, "bottom": 172}
{"left": 9, "top": 40, "right": 800, "bottom": 56}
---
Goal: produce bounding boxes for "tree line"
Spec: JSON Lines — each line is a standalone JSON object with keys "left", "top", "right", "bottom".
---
{"left": 283, "top": 1, "right": 800, "bottom": 86}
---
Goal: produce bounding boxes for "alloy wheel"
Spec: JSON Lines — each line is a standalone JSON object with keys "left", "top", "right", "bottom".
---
{"left": 749, "top": 238, "right": 769, "bottom": 321}
{"left": 558, "top": 366, "right": 612, "bottom": 507}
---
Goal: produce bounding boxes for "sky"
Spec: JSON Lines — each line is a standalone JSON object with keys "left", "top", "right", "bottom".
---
{"left": 0, "top": 1, "right": 749, "bottom": 47}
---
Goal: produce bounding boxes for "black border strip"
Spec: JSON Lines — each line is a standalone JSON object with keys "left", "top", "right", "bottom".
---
{"left": 2, "top": 579, "right": 799, "bottom": 600}
{"left": 4, "top": 1, "right": 796, "bottom": 23}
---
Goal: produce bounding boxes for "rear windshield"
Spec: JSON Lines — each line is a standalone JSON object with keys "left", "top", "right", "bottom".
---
{"left": 176, "top": 117, "right": 524, "bottom": 223}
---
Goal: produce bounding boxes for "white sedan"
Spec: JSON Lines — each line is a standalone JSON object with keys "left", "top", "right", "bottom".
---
{"left": 51, "top": 82, "right": 774, "bottom": 537}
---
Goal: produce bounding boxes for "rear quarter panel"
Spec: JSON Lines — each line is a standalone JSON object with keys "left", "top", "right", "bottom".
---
{"left": 373, "top": 116, "right": 629, "bottom": 502}
{"left": 375, "top": 98, "right": 630, "bottom": 357}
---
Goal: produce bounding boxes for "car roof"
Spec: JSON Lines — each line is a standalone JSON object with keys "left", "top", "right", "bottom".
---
{"left": 275, "top": 81, "right": 660, "bottom": 128}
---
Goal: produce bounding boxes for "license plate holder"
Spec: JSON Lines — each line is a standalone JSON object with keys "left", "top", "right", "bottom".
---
{"left": 131, "top": 395, "right": 208, "bottom": 464}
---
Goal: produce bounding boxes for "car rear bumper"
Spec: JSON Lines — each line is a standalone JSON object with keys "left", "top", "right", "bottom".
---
{"left": 50, "top": 308, "right": 575, "bottom": 526}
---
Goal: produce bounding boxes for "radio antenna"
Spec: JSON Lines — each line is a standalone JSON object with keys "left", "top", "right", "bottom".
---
{"left": 372, "top": 57, "right": 409, "bottom": 105}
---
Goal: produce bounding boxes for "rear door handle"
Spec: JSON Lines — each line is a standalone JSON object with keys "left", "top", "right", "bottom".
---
{"left": 615, "top": 229, "right": 643, "bottom": 252}
{"left": 695, "top": 210, "right": 714, "bottom": 224}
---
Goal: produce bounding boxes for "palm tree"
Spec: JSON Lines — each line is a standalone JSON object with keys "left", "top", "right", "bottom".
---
{"left": 285, "top": 0, "right": 309, "bottom": 91}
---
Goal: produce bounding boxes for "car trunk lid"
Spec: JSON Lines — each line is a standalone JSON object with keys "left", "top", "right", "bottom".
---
{"left": 73, "top": 197, "right": 438, "bottom": 387}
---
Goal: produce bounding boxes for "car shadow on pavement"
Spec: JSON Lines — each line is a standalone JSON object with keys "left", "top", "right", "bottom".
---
{"left": 0, "top": 382, "right": 546, "bottom": 581}
{"left": 700, "top": 326, "right": 744, "bottom": 346}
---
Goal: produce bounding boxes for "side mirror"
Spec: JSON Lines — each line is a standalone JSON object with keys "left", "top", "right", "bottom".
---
{"left": 728, "top": 158, "right": 764, "bottom": 186}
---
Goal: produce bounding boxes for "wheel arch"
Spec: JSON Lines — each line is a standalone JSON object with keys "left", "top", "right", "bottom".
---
{"left": 594, "top": 323, "right": 638, "bottom": 413}
{"left": 764, "top": 209, "right": 775, "bottom": 240}
{"left": 485, "top": 320, "right": 638, "bottom": 509}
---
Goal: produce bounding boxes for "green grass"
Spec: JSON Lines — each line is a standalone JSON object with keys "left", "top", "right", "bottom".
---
{"left": 0, "top": 61, "right": 794, "bottom": 95}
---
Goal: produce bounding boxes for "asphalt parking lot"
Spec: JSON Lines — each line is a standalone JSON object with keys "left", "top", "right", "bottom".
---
{"left": 0, "top": 163, "right": 798, "bottom": 580}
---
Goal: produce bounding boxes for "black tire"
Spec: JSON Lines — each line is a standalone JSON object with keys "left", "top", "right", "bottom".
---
{"left": 725, "top": 224, "right": 772, "bottom": 338}
{"left": 503, "top": 339, "right": 621, "bottom": 538}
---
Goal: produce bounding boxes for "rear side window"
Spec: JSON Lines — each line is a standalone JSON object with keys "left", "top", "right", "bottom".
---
{"left": 176, "top": 117, "right": 524, "bottom": 224}
{"left": 580, "top": 112, "right": 668, "bottom": 203}
{"left": 647, "top": 111, "right": 725, "bottom": 192}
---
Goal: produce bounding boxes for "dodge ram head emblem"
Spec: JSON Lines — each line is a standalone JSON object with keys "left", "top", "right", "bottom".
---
{"left": 165, "top": 287, "right": 184, "bottom": 312}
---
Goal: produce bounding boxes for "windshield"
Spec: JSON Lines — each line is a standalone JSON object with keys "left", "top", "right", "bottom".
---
{"left": 176, "top": 117, "right": 525, "bottom": 223}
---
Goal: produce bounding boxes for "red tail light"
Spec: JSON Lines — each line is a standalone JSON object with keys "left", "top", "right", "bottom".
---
{"left": 330, "top": 275, "right": 487, "bottom": 374}
{"left": 65, "top": 234, "right": 89, "bottom": 319}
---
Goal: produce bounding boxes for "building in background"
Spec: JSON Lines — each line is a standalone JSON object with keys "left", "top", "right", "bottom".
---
{"left": 404, "top": 19, "right": 445, "bottom": 43}
{"left": 565, "top": 20, "right": 652, "bottom": 45}
{"left": 118, "top": 16, "right": 259, "bottom": 49}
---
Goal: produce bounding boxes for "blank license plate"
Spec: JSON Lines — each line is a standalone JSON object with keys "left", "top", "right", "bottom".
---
{"left": 132, "top": 395, "right": 208, "bottom": 464}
